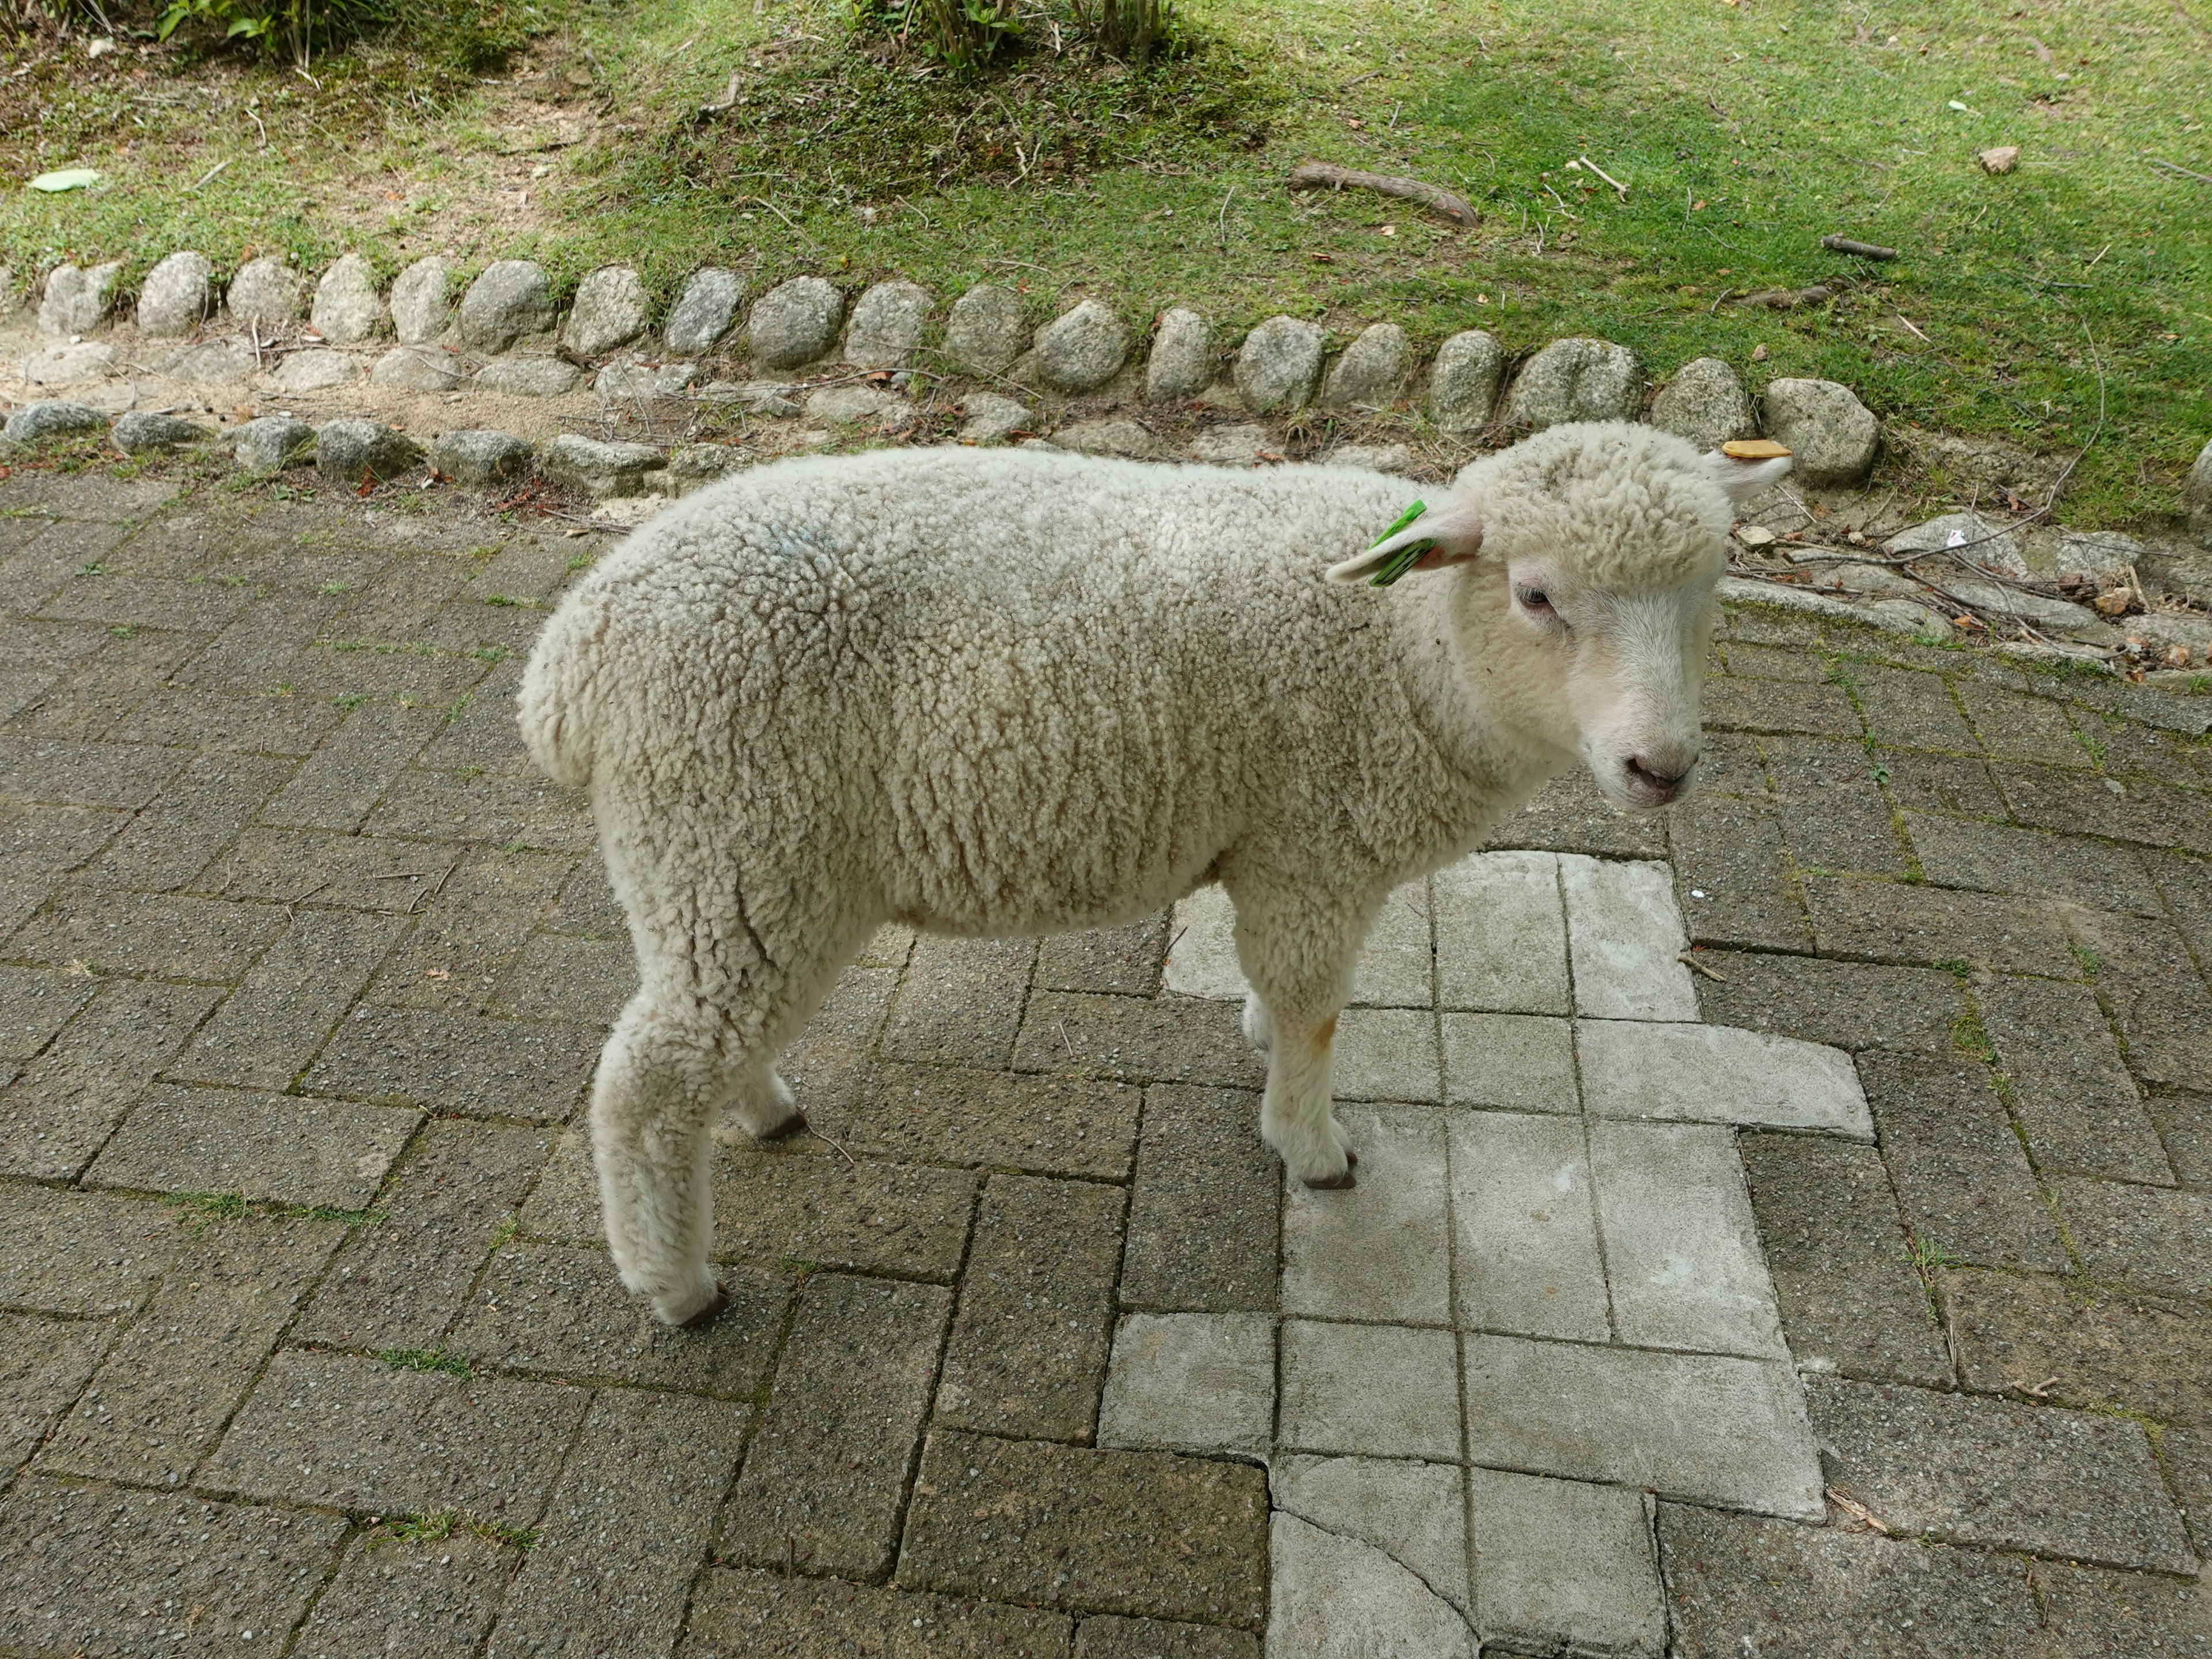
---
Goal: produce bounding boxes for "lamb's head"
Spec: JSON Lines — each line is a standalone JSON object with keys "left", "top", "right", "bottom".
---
{"left": 1331, "top": 421, "right": 1791, "bottom": 810}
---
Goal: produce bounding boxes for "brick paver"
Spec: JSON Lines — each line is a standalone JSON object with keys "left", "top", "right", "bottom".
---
{"left": 1, "top": 465, "right": 2208, "bottom": 1654}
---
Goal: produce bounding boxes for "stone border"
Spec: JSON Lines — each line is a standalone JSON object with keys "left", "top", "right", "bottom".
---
{"left": 3, "top": 249, "right": 2209, "bottom": 681}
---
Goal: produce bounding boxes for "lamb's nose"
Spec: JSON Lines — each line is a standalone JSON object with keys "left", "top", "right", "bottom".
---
{"left": 1623, "top": 753, "right": 1688, "bottom": 804}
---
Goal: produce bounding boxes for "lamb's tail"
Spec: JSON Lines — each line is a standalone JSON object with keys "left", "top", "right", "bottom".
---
{"left": 516, "top": 588, "right": 608, "bottom": 790}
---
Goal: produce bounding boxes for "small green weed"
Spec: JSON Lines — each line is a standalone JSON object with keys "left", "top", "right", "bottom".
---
{"left": 2069, "top": 944, "right": 2103, "bottom": 976}
{"left": 1950, "top": 1002, "right": 1997, "bottom": 1065}
{"left": 377, "top": 1347, "right": 473, "bottom": 1376}
{"left": 387, "top": 1509, "right": 540, "bottom": 1548}
{"left": 1909, "top": 1236, "right": 1965, "bottom": 1275}
{"left": 108, "top": 624, "right": 137, "bottom": 638}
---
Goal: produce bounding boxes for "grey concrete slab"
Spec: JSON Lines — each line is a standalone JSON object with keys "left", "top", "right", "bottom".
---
{"left": 1441, "top": 1011, "right": 1577, "bottom": 1112}
{"left": 1331, "top": 1007, "right": 1441, "bottom": 1103}
{"left": 1577, "top": 1018, "right": 1874, "bottom": 1135}
{"left": 1461, "top": 1334, "right": 1823, "bottom": 1519}
{"left": 1447, "top": 1110, "right": 1609, "bottom": 1343}
{"left": 1590, "top": 1120, "right": 1787, "bottom": 1360}
{"left": 1433, "top": 849, "right": 1569, "bottom": 1015}
{"left": 1271, "top": 1454, "right": 1468, "bottom": 1616}
{"left": 1560, "top": 855, "right": 1698, "bottom": 1021}
{"left": 0, "top": 1184, "right": 187, "bottom": 1316}
{"left": 1099, "top": 1312, "right": 1275, "bottom": 1459}
{"left": 1466, "top": 1467, "right": 1664, "bottom": 1657}
{"left": 1279, "top": 1320, "right": 1460, "bottom": 1462}
{"left": 1265, "top": 1513, "right": 1475, "bottom": 1659}
{"left": 1283, "top": 1105, "right": 1450, "bottom": 1325}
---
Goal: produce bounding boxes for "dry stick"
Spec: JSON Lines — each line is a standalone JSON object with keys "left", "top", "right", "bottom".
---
{"left": 2149, "top": 156, "right": 2212, "bottom": 184}
{"left": 1286, "top": 161, "right": 1478, "bottom": 228}
{"left": 186, "top": 157, "right": 231, "bottom": 192}
{"left": 1576, "top": 154, "right": 1628, "bottom": 198}
{"left": 1217, "top": 184, "right": 1236, "bottom": 253}
{"left": 738, "top": 195, "right": 823, "bottom": 253}
{"left": 1820, "top": 234, "right": 1897, "bottom": 259}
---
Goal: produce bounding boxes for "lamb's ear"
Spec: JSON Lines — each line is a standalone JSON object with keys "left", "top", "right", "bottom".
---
{"left": 1700, "top": 446, "right": 1794, "bottom": 507}
{"left": 1326, "top": 494, "right": 1486, "bottom": 584}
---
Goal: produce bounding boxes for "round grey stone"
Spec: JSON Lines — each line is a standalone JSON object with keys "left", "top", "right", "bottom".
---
{"left": 748, "top": 277, "right": 846, "bottom": 370}
{"left": 959, "top": 392, "right": 1033, "bottom": 445}
{"left": 311, "top": 253, "right": 385, "bottom": 346}
{"left": 271, "top": 349, "right": 360, "bottom": 394}
{"left": 137, "top": 252, "right": 214, "bottom": 340}
{"left": 661, "top": 443, "right": 744, "bottom": 496}
{"left": 459, "top": 260, "right": 555, "bottom": 355}
{"left": 474, "top": 358, "right": 583, "bottom": 398}
{"left": 390, "top": 257, "right": 454, "bottom": 347}
{"left": 2186, "top": 437, "right": 2212, "bottom": 546}
{"left": 1650, "top": 357, "right": 1756, "bottom": 451}
{"left": 226, "top": 257, "right": 305, "bottom": 328}
{"left": 806, "top": 383, "right": 902, "bottom": 425}
{"left": 1145, "top": 307, "right": 1214, "bottom": 403}
{"left": 1428, "top": 330, "right": 1505, "bottom": 433}
{"left": 1320, "top": 323, "right": 1407, "bottom": 411}
{"left": 1501, "top": 338, "right": 1643, "bottom": 430}
{"left": 538, "top": 432, "right": 666, "bottom": 498}
{"left": 1035, "top": 299, "right": 1128, "bottom": 393}
{"left": 1190, "top": 422, "right": 1269, "bottom": 466}
{"left": 844, "top": 279, "right": 933, "bottom": 369}
{"left": 1234, "top": 315, "right": 1324, "bottom": 412}
{"left": 594, "top": 361, "right": 699, "bottom": 400}
{"left": 1761, "top": 377, "right": 1880, "bottom": 486}
{"left": 230, "top": 414, "right": 317, "bottom": 474}
{"left": 112, "top": 411, "right": 216, "bottom": 454}
{"left": 565, "top": 266, "right": 651, "bottom": 358}
{"left": 37, "top": 262, "right": 123, "bottom": 336}
{"left": 315, "top": 418, "right": 423, "bottom": 484}
{"left": 371, "top": 347, "right": 464, "bottom": 392}
{"left": 1055, "top": 418, "right": 1162, "bottom": 459}
{"left": 665, "top": 268, "right": 743, "bottom": 358}
{"left": 2, "top": 400, "right": 107, "bottom": 444}
{"left": 944, "top": 284, "right": 1028, "bottom": 376}
{"left": 429, "top": 428, "right": 533, "bottom": 487}
{"left": 159, "top": 339, "right": 257, "bottom": 387}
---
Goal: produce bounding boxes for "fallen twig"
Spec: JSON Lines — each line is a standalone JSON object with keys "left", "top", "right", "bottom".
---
{"left": 809, "top": 1122, "right": 858, "bottom": 1168}
{"left": 1733, "top": 283, "right": 1836, "bottom": 310}
{"left": 186, "top": 158, "right": 232, "bottom": 192}
{"left": 1287, "top": 161, "right": 1478, "bottom": 227}
{"left": 1826, "top": 1487, "right": 1891, "bottom": 1535}
{"left": 1895, "top": 313, "right": 1932, "bottom": 343}
{"left": 1821, "top": 234, "right": 1897, "bottom": 259}
{"left": 1678, "top": 952, "right": 1728, "bottom": 983}
{"left": 2149, "top": 156, "right": 2212, "bottom": 185}
{"left": 1572, "top": 154, "right": 1628, "bottom": 199}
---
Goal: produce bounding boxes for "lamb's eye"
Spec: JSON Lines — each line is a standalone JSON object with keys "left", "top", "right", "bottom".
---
{"left": 1514, "top": 585, "right": 1553, "bottom": 614}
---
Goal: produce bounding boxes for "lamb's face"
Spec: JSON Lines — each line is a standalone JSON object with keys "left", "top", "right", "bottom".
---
{"left": 1484, "top": 558, "right": 1724, "bottom": 810}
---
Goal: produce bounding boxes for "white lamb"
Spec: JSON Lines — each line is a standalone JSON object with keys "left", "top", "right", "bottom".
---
{"left": 519, "top": 420, "right": 1790, "bottom": 1325}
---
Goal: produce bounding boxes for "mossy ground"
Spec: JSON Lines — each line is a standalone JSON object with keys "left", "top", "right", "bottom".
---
{"left": 2, "top": 0, "right": 2208, "bottom": 524}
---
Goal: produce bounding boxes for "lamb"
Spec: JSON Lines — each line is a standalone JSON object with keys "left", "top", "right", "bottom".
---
{"left": 518, "top": 419, "right": 1791, "bottom": 1325}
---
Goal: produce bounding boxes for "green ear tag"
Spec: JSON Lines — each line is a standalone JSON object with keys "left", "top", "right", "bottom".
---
{"left": 1367, "top": 499, "right": 1435, "bottom": 588}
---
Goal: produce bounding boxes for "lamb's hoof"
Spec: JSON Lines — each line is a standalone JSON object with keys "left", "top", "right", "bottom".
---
{"left": 1346, "top": 1148, "right": 1359, "bottom": 1168}
{"left": 679, "top": 1280, "right": 732, "bottom": 1329}
{"left": 1304, "top": 1168, "right": 1357, "bottom": 1191}
{"left": 755, "top": 1108, "right": 810, "bottom": 1143}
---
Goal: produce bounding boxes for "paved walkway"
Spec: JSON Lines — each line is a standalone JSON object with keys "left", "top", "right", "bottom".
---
{"left": 1, "top": 467, "right": 2209, "bottom": 1656}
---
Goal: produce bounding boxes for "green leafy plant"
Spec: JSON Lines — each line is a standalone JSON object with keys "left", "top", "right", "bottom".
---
{"left": 855, "top": 0, "right": 1020, "bottom": 74}
{"left": 1075, "top": 0, "right": 1173, "bottom": 64}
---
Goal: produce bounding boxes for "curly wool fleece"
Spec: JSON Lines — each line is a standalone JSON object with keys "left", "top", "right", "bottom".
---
{"left": 520, "top": 422, "right": 1751, "bottom": 1323}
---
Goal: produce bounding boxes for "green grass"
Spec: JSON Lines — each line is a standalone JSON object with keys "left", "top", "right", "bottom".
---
{"left": 4, "top": 0, "right": 2208, "bottom": 521}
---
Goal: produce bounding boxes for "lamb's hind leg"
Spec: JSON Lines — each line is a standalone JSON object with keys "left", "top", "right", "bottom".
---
{"left": 589, "top": 991, "right": 741, "bottom": 1326}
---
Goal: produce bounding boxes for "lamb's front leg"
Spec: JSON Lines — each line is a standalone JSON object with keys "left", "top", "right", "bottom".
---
{"left": 1258, "top": 1007, "right": 1358, "bottom": 1188}
{"left": 1232, "top": 889, "right": 1363, "bottom": 1190}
